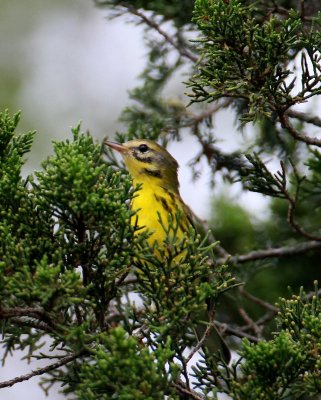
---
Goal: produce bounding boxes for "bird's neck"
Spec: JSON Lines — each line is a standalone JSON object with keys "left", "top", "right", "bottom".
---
{"left": 132, "top": 173, "right": 180, "bottom": 195}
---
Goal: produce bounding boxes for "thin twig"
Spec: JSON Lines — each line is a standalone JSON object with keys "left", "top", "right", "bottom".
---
{"left": 215, "top": 321, "right": 259, "bottom": 343}
{"left": 172, "top": 379, "right": 205, "bottom": 400}
{"left": 115, "top": 268, "right": 132, "bottom": 287}
{"left": 242, "top": 287, "right": 321, "bottom": 332}
{"left": 117, "top": 275, "right": 138, "bottom": 286}
{"left": 0, "top": 350, "right": 86, "bottom": 389}
{"left": 269, "top": 160, "right": 321, "bottom": 241}
{"left": 185, "top": 322, "right": 214, "bottom": 364}
{"left": 0, "top": 307, "right": 57, "bottom": 330}
{"left": 286, "top": 109, "right": 321, "bottom": 128}
{"left": 251, "top": 311, "right": 278, "bottom": 328}
{"left": 176, "top": 351, "right": 191, "bottom": 392}
{"left": 182, "top": 100, "right": 233, "bottom": 128}
{"left": 280, "top": 113, "right": 321, "bottom": 147}
{"left": 285, "top": 190, "right": 321, "bottom": 241}
{"left": 225, "top": 239, "right": 321, "bottom": 265}
{"left": 132, "top": 323, "right": 150, "bottom": 341}
{"left": 7, "top": 317, "right": 55, "bottom": 334}
{"left": 239, "top": 287, "right": 278, "bottom": 313}
{"left": 238, "top": 308, "right": 262, "bottom": 337}
{"left": 124, "top": 4, "right": 198, "bottom": 63}
{"left": 0, "top": 307, "right": 48, "bottom": 319}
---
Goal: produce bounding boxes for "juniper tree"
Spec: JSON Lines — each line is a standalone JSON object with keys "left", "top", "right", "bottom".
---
{"left": 1, "top": 0, "right": 321, "bottom": 399}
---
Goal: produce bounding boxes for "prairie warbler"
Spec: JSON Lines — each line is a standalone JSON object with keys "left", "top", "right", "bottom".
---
{"left": 106, "top": 139, "right": 230, "bottom": 363}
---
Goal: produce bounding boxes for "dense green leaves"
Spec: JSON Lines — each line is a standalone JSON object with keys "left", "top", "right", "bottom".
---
{"left": 2, "top": 0, "right": 321, "bottom": 398}
{"left": 232, "top": 286, "right": 321, "bottom": 399}
{"left": 0, "top": 111, "right": 236, "bottom": 397}
{"left": 75, "top": 327, "right": 179, "bottom": 400}
{"left": 189, "top": 0, "right": 321, "bottom": 122}
{"left": 0, "top": 111, "right": 140, "bottom": 369}
{"left": 135, "top": 225, "right": 236, "bottom": 346}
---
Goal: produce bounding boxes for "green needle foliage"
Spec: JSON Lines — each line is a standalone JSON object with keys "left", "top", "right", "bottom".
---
{"left": 75, "top": 327, "right": 179, "bottom": 400}
{"left": 2, "top": 0, "right": 321, "bottom": 398}
{"left": 189, "top": 0, "right": 321, "bottom": 122}
{"left": 0, "top": 111, "right": 236, "bottom": 397}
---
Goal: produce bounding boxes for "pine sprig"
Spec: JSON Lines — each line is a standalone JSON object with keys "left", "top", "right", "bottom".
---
{"left": 242, "top": 153, "right": 288, "bottom": 198}
{"left": 188, "top": 0, "right": 321, "bottom": 123}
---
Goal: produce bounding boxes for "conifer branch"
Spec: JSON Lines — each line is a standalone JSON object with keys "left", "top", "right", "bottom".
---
{"left": 227, "top": 240, "right": 321, "bottom": 264}
{"left": 238, "top": 307, "right": 263, "bottom": 337}
{"left": 286, "top": 109, "right": 321, "bottom": 128}
{"left": 172, "top": 379, "right": 205, "bottom": 400}
{"left": 215, "top": 321, "right": 259, "bottom": 343}
{"left": 0, "top": 350, "right": 86, "bottom": 389}
{"left": 185, "top": 320, "right": 214, "bottom": 364}
{"left": 124, "top": 4, "right": 198, "bottom": 62}
{"left": 280, "top": 113, "right": 321, "bottom": 147}
{"left": 8, "top": 317, "right": 55, "bottom": 334}
{"left": 286, "top": 194, "right": 321, "bottom": 241}
{"left": 239, "top": 287, "right": 278, "bottom": 313}
{"left": 181, "top": 100, "right": 233, "bottom": 128}
{"left": 0, "top": 307, "right": 57, "bottom": 330}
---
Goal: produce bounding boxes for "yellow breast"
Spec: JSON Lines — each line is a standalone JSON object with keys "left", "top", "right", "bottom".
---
{"left": 131, "top": 181, "right": 190, "bottom": 247}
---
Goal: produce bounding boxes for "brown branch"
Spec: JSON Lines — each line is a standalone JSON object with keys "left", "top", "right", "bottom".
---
{"left": 238, "top": 308, "right": 262, "bottom": 337}
{"left": 185, "top": 319, "right": 214, "bottom": 364}
{"left": 118, "top": 276, "right": 138, "bottom": 286}
{"left": 115, "top": 268, "right": 132, "bottom": 286}
{"left": 242, "top": 286, "right": 321, "bottom": 334}
{"left": 124, "top": 4, "right": 198, "bottom": 63}
{"left": 238, "top": 287, "right": 279, "bottom": 313}
{"left": 280, "top": 113, "right": 321, "bottom": 147}
{"left": 0, "top": 350, "right": 86, "bottom": 389}
{"left": 182, "top": 100, "right": 233, "bottom": 128}
{"left": 8, "top": 317, "right": 55, "bottom": 334}
{"left": 285, "top": 191, "right": 321, "bottom": 242}
{"left": 239, "top": 284, "right": 321, "bottom": 335}
{"left": 215, "top": 321, "right": 259, "bottom": 343}
{"left": 237, "top": 288, "right": 280, "bottom": 333}
{"left": 270, "top": 161, "right": 321, "bottom": 241}
{"left": 0, "top": 307, "right": 47, "bottom": 319}
{"left": 0, "top": 307, "right": 57, "bottom": 329}
{"left": 226, "top": 239, "right": 321, "bottom": 265}
{"left": 286, "top": 109, "right": 321, "bottom": 128}
{"left": 172, "top": 379, "right": 205, "bottom": 400}
{"left": 252, "top": 310, "right": 278, "bottom": 328}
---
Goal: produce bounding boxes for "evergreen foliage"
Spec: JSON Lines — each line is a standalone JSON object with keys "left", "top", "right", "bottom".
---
{"left": 2, "top": 0, "right": 321, "bottom": 399}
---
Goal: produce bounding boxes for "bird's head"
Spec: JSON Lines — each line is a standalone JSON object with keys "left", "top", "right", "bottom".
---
{"left": 105, "top": 139, "right": 180, "bottom": 192}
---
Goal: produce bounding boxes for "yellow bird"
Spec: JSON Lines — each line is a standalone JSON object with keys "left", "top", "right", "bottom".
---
{"left": 105, "top": 139, "right": 192, "bottom": 247}
{"left": 105, "top": 138, "right": 230, "bottom": 363}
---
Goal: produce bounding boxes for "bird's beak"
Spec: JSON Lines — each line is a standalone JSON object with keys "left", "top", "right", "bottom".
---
{"left": 105, "top": 140, "right": 128, "bottom": 154}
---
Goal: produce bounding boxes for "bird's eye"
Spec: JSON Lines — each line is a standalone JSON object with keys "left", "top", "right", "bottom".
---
{"left": 138, "top": 143, "right": 149, "bottom": 153}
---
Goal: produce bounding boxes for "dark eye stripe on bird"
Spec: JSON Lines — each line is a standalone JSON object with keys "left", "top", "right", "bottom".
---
{"left": 143, "top": 168, "right": 162, "bottom": 178}
{"left": 133, "top": 151, "right": 154, "bottom": 164}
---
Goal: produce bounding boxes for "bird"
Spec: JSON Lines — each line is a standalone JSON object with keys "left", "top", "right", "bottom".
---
{"left": 105, "top": 138, "right": 230, "bottom": 363}
{"left": 105, "top": 139, "right": 191, "bottom": 247}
